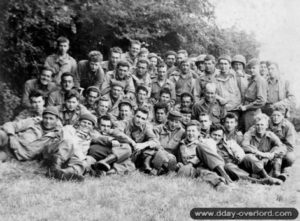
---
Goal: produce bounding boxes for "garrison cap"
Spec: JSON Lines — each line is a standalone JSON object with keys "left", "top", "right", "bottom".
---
{"left": 168, "top": 110, "right": 182, "bottom": 121}
{"left": 118, "top": 98, "right": 133, "bottom": 109}
{"left": 186, "top": 120, "right": 201, "bottom": 128}
{"left": 165, "top": 50, "right": 177, "bottom": 57}
{"left": 43, "top": 106, "right": 60, "bottom": 118}
{"left": 247, "top": 58, "right": 260, "bottom": 68}
{"left": 79, "top": 112, "right": 97, "bottom": 126}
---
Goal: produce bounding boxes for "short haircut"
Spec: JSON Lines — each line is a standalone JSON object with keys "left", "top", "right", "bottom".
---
{"left": 135, "top": 106, "right": 149, "bottom": 116}
{"left": 99, "top": 115, "right": 112, "bottom": 124}
{"left": 199, "top": 112, "right": 210, "bottom": 119}
{"left": 181, "top": 92, "right": 194, "bottom": 102}
{"left": 137, "top": 58, "right": 149, "bottom": 67}
{"left": 177, "top": 50, "right": 188, "bottom": 57}
{"left": 88, "top": 51, "right": 103, "bottom": 62}
{"left": 204, "top": 55, "right": 216, "bottom": 64}
{"left": 119, "top": 102, "right": 132, "bottom": 110}
{"left": 86, "top": 87, "right": 100, "bottom": 96}
{"left": 180, "top": 107, "right": 192, "bottom": 114}
{"left": 110, "top": 47, "right": 123, "bottom": 55}
{"left": 160, "top": 87, "right": 172, "bottom": 97}
{"left": 117, "top": 60, "right": 130, "bottom": 69}
{"left": 41, "top": 67, "right": 54, "bottom": 75}
{"left": 186, "top": 120, "right": 201, "bottom": 131}
{"left": 157, "top": 62, "right": 167, "bottom": 69}
{"left": 254, "top": 113, "right": 269, "bottom": 125}
{"left": 29, "top": 90, "right": 44, "bottom": 100}
{"left": 154, "top": 102, "right": 168, "bottom": 114}
{"left": 224, "top": 112, "right": 238, "bottom": 122}
{"left": 210, "top": 123, "right": 225, "bottom": 134}
{"left": 65, "top": 90, "right": 80, "bottom": 101}
{"left": 130, "top": 40, "right": 141, "bottom": 47}
{"left": 57, "top": 36, "right": 69, "bottom": 44}
{"left": 61, "top": 72, "right": 74, "bottom": 81}
{"left": 136, "top": 85, "right": 148, "bottom": 94}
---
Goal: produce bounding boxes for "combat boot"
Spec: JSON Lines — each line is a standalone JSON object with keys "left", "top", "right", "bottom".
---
{"left": 92, "top": 154, "right": 118, "bottom": 172}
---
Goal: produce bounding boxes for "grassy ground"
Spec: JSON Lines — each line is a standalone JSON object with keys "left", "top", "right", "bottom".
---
{"left": 0, "top": 135, "right": 299, "bottom": 221}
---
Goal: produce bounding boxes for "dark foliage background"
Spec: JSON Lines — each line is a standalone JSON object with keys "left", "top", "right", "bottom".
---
{"left": 0, "top": 0, "right": 260, "bottom": 124}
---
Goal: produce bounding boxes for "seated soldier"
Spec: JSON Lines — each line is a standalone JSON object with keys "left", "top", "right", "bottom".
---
{"left": 211, "top": 124, "right": 282, "bottom": 185}
{"left": 152, "top": 102, "right": 169, "bottom": 126}
{"left": 82, "top": 86, "right": 101, "bottom": 116}
{"left": 101, "top": 60, "right": 135, "bottom": 99}
{"left": 44, "top": 113, "right": 98, "bottom": 181}
{"left": 103, "top": 80, "right": 125, "bottom": 119}
{"left": 88, "top": 115, "right": 136, "bottom": 176}
{"left": 97, "top": 97, "right": 110, "bottom": 118}
{"left": 157, "top": 88, "right": 174, "bottom": 111}
{"left": 177, "top": 120, "right": 231, "bottom": 188}
{"left": 148, "top": 53, "right": 160, "bottom": 80}
{"left": 15, "top": 90, "right": 45, "bottom": 121}
{"left": 22, "top": 67, "right": 57, "bottom": 108}
{"left": 44, "top": 36, "right": 77, "bottom": 86}
{"left": 77, "top": 51, "right": 105, "bottom": 90}
{"left": 133, "top": 85, "right": 154, "bottom": 121}
{"left": 117, "top": 98, "right": 134, "bottom": 122}
{"left": 57, "top": 90, "right": 88, "bottom": 126}
{"left": 179, "top": 107, "right": 192, "bottom": 129}
{"left": 119, "top": 107, "right": 160, "bottom": 174}
{"left": 137, "top": 47, "right": 149, "bottom": 60}
{"left": 269, "top": 106, "right": 296, "bottom": 179}
{"left": 199, "top": 113, "right": 212, "bottom": 138}
{"left": 242, "top": 113, "right": 286, "bottom": 182}
{"left": 101, "top": 47, "right": 123, "bottom": 74}
{"left": 150, "top": 62, "right": 176, "bottom": 103}
{"left": 48, "top": 72, "right": 78, "bottom": 106}
{"left": 192, "top": 83, "right": 226, "bottom": 125}
{"left": 131, "top": 59, "right": 152, "bottom": 97}
{"left": 174, "top": 92, "right": 194, "bottom": 112}
{"left": 223, "top": 113, "right": 243, "bottom": 146}
{"left": 152, "top": 111, "right": 185, "bottom": 174}
{"left": 0, "top": 106, "right": 62, "bottom": 162}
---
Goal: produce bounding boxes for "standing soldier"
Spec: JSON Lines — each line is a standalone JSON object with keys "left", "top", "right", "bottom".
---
{"left": 165, "top": 50, "right": 178, "bottom": 77}
{"left": 101, "top": 47, "right": 123, "bottom": 74}
{"left": 122, "top": 40, "right": 141, "bottom": 67}
{"left": 260, "top": 61, "right": 269, "bottom": 80}
{"left": 131, "top": 59, "right": 152, "bottom": 96}
{"left": 238, "top": 59, "right": 267, "bottom": 131}
{"left": 44, "top": 37, "right": 77, "bottom": 86}
{"left": 76, "top": 51, "right": 105, "bottom": 90}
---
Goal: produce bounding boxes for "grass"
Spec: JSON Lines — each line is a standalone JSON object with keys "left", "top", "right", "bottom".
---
{"left": 0, "top": 135, "right": 299, "bottom": 221}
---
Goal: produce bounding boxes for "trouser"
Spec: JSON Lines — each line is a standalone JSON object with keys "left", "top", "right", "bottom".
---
{"left": 88, "top": 143, "right": 134, "bottom": 174}
{"left": 242, "top": 108, "right": 261, "bottom": 132}
{"left": 196, "top": 142, "right": 225, "bottom": 170}
{"left": 151, "top": 149, "right": 177, "bottom": 171}
{"left": 177, "top": 164, "right": 224, "bottom": 187}
{"left": 282, "top": 151, "right": 295, "bottom": 168}
{"left": 224, "top": 163, "right": 250, "bottom": 181}
{"left": 131, "top": 147, "right": 158, "bottom": 169}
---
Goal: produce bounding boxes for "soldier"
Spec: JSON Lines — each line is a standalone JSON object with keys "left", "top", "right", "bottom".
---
{"left": 122, "top": 40, "right": 141, "bottom": 66}
{"left": 238, "top": 59, "right": 267, "bottom": 131}
{"left": 198, "top": 113, "right": 213, "bottom": 138}
{"left": 103, "top": 80, "right": 125, "bottom": 119}
{"left": 137, "top": 47, "right": 149, "bottom": 60}
{"left": 269, "top": 106, "right": 296, "bottom": 180}
{"left": 119, "top": 107, "right": 160, "bottom": 173}
{"left": 133, "top": 85, "right": 154, "bottom": 121}
{"left": 57, "top": 90, "right": 89, "bottom": 126}
{"left": 180, "top": 107, "right": 192, "bottom": 128}
{"left": 174, "top": 92, "right": 194, "bottom": 112}
{"left": 44, "top": 36, "right": 77, "bottom": 85}
{"left": 262, "top": 61, "right": 295, "bottom": 117}
{"left": 117, "top": 98, "right": 134, "bottom": 122}
{"left": 47, "top": 72, "right": 78, "bottom": 106}
{"left": 150, "top": 62, "right": 176, "bottom": 102}
{"left": 176, "top": 50, "right": 188, "bottom": 67}
{"left": 157, "top": 88, "right": 174, "bottom": 111}
{"left": 76, "top": 50, "right": 105, "bottom": 90}
{"left": 195, "top": 55, "right": 219, "bottom": 102}
{"left": 131, "top": 59, "right": 152, "bottom": 96}
{"left": 170, "top": 59, "right": 196, "bottom": 102}
{"left": 97, "top": 97, "right": 110, "bottom": 118}
{"left": 45, "top": 112, "right": 98, "bottom": 181}
{"left": 192, "top": 83, "right": 226, "bottom": 125}
{"left": 152, "top": 102, "right": 169, "bottom": 126}
{"left": 101, "top": 60, "right": 135, "bottom": 99}
{"left": 22, "top": 67, "right": 57, "bottom": 108}
{"left": 88, "top": 115, "right": 136, "bottom": 176}
{"left": 165, "top": 50, "right": 178, "bottom": 78}
{"left": 0, "top": 106, "right": 62, "bottom": 162}
{"left": 148, "top": 53, "right": 159, "bottom": 80}
{"left": 215, "top": 55, "right": 242, "bottom": 114}
{"left": 15, "top": 90, "right": 45, "bottom": 121}
{"left": 195, "top": 54, "right": 206, "bottom": 76}
{"left": 82, "top": 86, "right": 101, "bottom": 116}
{"left": 101, "top": 47, "right": 123, "bottom": 73}
{"left": 260, "top": 61, "right": 269, "bottom": 80}
{"left": 223, "top": 113, "right": 243, "bottom": 146}
{"left": 242, "top": 113, "right": 286, "bottom": 182}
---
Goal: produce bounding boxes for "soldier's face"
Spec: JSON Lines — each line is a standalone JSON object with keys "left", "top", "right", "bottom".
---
{"left": 205, "top": 89, "right": 216, "bottom": 102}
{"left": 219, "top": 59, "right": 230, "bottom": 73}
{"left": 40, "top": 70, "right": 52, "bottom": 85}
{"left": 136, "top": 62, "right": 148, "bottom": 76}
{"left": 168, "top": 119, "right": 180, "bottom": 130}
{"left": 224, "top": 118, "right": 237, "bottom": 132}
{"left": 31, "top": 96, "right": 45, "bottom": 112}
{"left": 42, "top": 114, "right": 57, "bottom": 130}
{"left": 186, "top": 125, "right": 200, "bottom": 142}
{"left": 180, "top": 62, "right": 190, "bottom": 74}
{"left": 255, "top": 119, "right": 268, "bottom": 135}
{"left": 117, "top": 66, "right": 129, "bottom": 79}
{"left": 166, "top": 55, "right": 176, "bottom": 67}
{"left": 111, "top": 86, "right": 123, "bottom": 99}
{"left": 87, "top": 91, "right": 98, "bottom": 105}
{"left": 271, "top": 111, "right": 284, "bottom": 125}
{"left": 137, "top": 90, "right": 147, "bottom": 103}
{"left": 177, "top": 53, "right": 185, "bottom": 64}
{"left": 160, "top": 93, "right": 171, "bottom": 103}
{"left": 61, "top": 76, "right": 74, "bottom": 91}
{"left": 181, "top": 96, "right": 192, "bottom": 108}
{"left": 204, "top": 60, "right": 215, "bottom": 73}
{"left": 198, "top": 62, "right": 205, "bottom": 71}
{"left": 66, "top": 97, "right": 79, "bottom": 111}
{"left": 155, "top": 109, "right": 167, "bottom": 123}
{"left": 268, "top": 64, "right": 279, "bottom": 79}
{"left": 119, "top": 105, "right": 132, "bottom": 120}
{"left": 134, "top": 111, "right": 148, "bottom": 127}
{"left": 181, "top": 113, "right": 191, "bottom": 125}
{"left": 157, "top": 67, "right": 167, "bottom": 80}
{"left": 79, "top": 119, "right": 94, "bottom": 133}
{"left": 211, "top": 130, "right": 224, "bottom": 144}
{"left": 149, "top": 57, "right": 158, "bottom": 67}
{"left": 89, "top": 61, "right": 100, "bottom": 72}
{"left": 98, "top": 101, "right": 109, "bottom": 115}
{"left": 248, "top": 65, "right": 260, "bottom": 77}
{"left": 130, "top": 44, "right": 141, "bottom": 57}
{"left": 110, "top": 52, "right": 121, "bottom": 66}
{"left": 199, "top": 116, "right": 211, "bottom": 130}
{"left": 233, "top": 62, "right": 244, "bottom": 72}
{"left": 260, "top": 63, "right": 269, "bottom": 76}
{"left": 58, "top": 42, "right": 69, "bottom": 54}
{"left": 139, "top": 53, "right": 148, "bottom": 60}
{"left": 100, "top": 119, "right": 112, "bottom": 135}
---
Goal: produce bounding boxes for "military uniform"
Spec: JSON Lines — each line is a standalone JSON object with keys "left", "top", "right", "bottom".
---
{"left": 103, "top": 94, "right": 124, "bottom": 119}
{"left": 225, "top": 130, "right": 243, "bottom": 146}
{"left": 131, "top": 70, "right": 152, "bottom": 97}
{"left": 170, "top": 72, "right": 196, "bottom": 102}
{"left": 14, "top": 108, "right": 43, "bottom": 121}
{"left": 58, "top": 104, "right": 89, "bottom": 126}
{"left": 151, "top": 79, "right": 176, "bottom": 102}
{"left": 195, "top": 69, "right": 219, "bottom": 102}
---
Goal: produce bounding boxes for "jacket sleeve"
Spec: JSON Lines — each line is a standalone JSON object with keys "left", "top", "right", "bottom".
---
{"left": 274, "top": 80, "right": 296, "bottom": 111}
{"left": 269, "top": 132, "right": 286, "bottom": 157}
{"left": 283, "top": 123, "right": 296, "bottom": 152}
{"left": 241, "top": 128, "right": 258, "bottom": 153}
{"left": 109, "top": 129, "right": 136, "bottom": 146}
{"left": 22, "top": 81, "right": 32, "bottom": 108}
{"left": 245, "top": 78, "right": 267, "bottom": 110}
{"left": 2, "top": 118, "right": 36, "bottom": 135}
{"left": 144, "top": 125, "right": 160, "bottom": 148}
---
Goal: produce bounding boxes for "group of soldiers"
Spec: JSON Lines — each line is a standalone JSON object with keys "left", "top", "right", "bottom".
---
{"left": 0, "top": 36, "right": 297, "bottom": 189}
